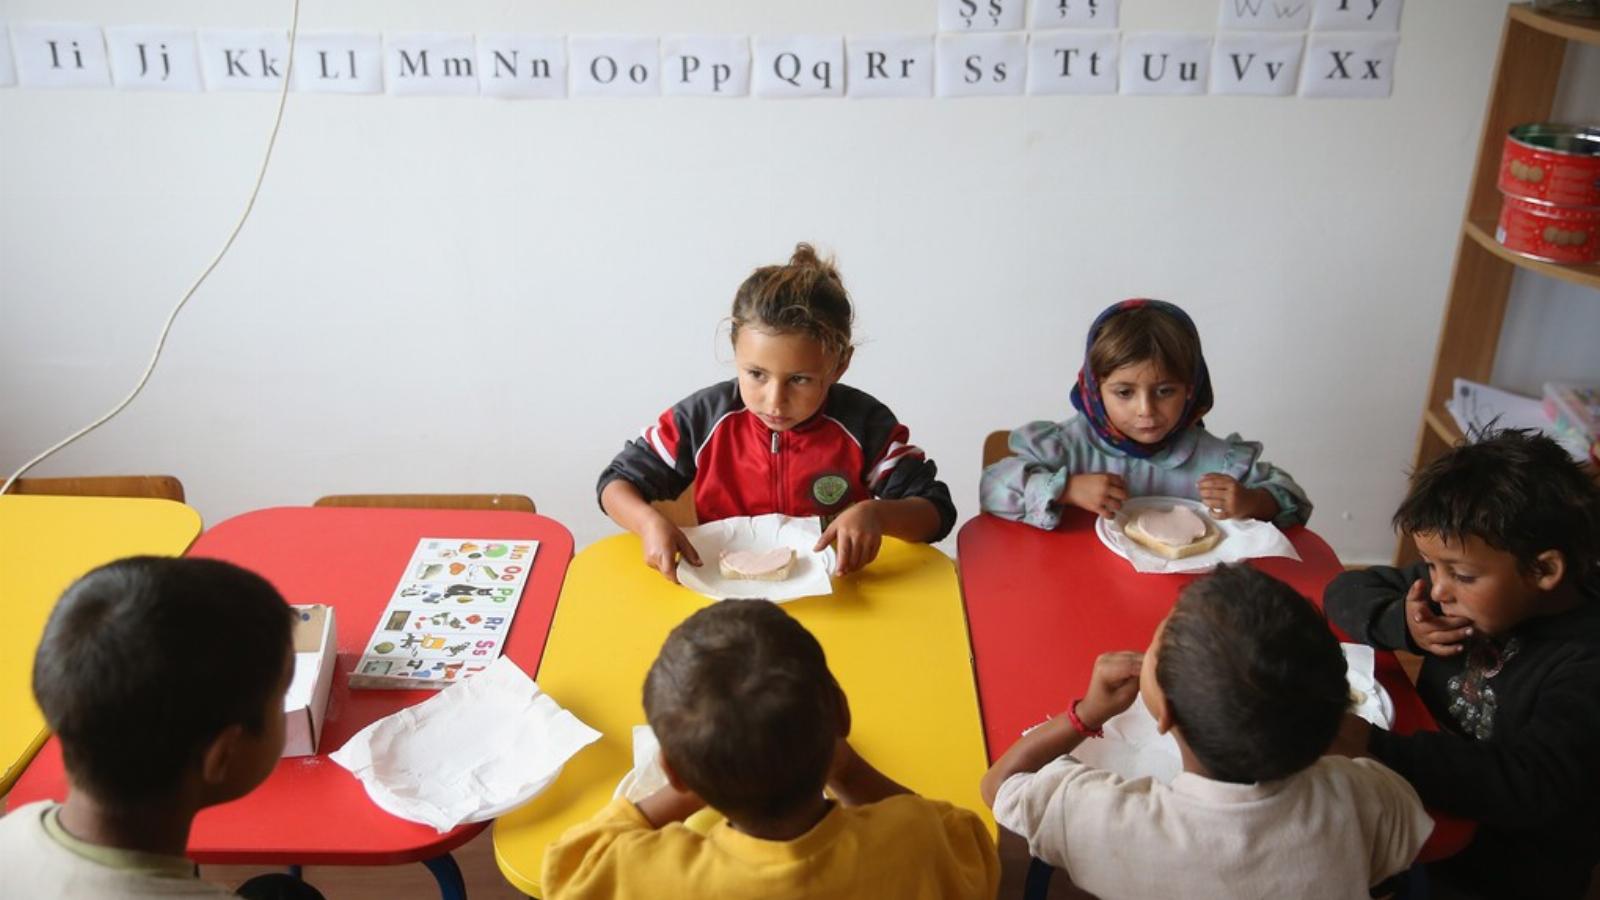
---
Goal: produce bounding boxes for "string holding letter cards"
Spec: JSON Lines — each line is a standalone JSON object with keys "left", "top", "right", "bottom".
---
{"left": 1, "top": 10, "right": 1409, "bottom": 101}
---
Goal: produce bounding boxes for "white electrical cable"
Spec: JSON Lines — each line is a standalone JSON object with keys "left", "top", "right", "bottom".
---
{"left": 1, "top": 0, "right": 302, "bottom": 496}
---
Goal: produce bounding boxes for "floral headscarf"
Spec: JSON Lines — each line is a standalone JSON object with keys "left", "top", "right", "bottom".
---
{"left": 1068, "top": 298, "right": 1213, "bottom": 459}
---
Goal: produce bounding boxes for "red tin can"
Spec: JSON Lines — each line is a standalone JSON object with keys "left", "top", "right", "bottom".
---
{"left": 1496, "top": 195, "right": 1600, "bottom": 265}
{"left": 1498, "top": 124, "right": 1600, "bottom": 208}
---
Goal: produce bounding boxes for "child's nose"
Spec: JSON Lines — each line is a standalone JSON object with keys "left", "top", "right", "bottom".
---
{"left": 1430, "top": 579, "right": 1451, "bottom": 606}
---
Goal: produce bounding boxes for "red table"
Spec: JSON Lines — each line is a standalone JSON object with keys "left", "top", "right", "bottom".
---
{"left": 958, "top": 511, "right": 1473, "bottom": 861}
{"left": 7, "top": 506, "right": 575, "bottom": 898}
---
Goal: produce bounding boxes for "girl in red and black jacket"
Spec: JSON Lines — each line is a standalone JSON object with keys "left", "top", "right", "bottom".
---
{"left": 598, "top": 243, "right": 956, "bottom": 583}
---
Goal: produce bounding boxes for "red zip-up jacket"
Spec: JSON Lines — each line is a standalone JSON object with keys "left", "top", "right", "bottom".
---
{"left": 597, "top": 380, "right": 956, "bottom": 540}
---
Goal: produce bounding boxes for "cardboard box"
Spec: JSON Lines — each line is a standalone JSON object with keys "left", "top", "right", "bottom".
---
{"left": 283, "top": 605, "right": 337, "bottom": 758}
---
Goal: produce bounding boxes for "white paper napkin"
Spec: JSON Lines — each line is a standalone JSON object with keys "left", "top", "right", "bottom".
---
{"left": 1096, "top": 496, "right": 1301, "bottom": 574}
{"left": 676, "top": 514, "right": 836, "bottom": 602}
{"left": 1341, "top": 643, "right": 1395, "bottom": 730}
{"left": 330, "top": 657, "right": 601, "bottom": 832}
{"left": 1059, "top": 644, "right": 1393, "bottom": 784}
{"left": 613, "top": 725, "right": 670, "bottom": 803}
{"left": 1067, "top": 699, "right": 1184, "bottom": 784}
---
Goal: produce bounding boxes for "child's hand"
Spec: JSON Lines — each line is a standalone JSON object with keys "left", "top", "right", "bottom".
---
{"left": 1065, "top": 473, "right": 1128, "bottom": 519}
{"left": 641, "top": 513, "right": 701, "bottom": 584}
{"left": 1197, "top": 474, "right": 1280, "bottom": 521}
{"left": 1075, "top": 651, "right": 1144, "bottom": 730}
{"left": 1404, "top": 578, "right": 1473, "bottom": 656}
{"left": 815, "top": 501, "right": 884, "bottom": 576}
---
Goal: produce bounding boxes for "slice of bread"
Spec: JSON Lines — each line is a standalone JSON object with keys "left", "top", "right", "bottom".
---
{"left": 719, "top": 548, "right": 797, "bottom": 581}
{"left": 1123, "top": 508, "right": 1223, "bottom": 560}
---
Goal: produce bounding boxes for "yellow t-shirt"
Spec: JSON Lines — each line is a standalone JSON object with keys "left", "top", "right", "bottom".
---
{"left": 542, "top": 795, "right": 999, "bottom": 900}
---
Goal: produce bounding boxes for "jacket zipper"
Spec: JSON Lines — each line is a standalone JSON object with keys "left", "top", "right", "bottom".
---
{"left": 770, "top": 429, "right": 781, "bottom": 514}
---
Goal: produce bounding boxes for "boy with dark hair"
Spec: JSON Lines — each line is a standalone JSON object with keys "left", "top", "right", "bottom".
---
{"left": 0, "top": 556, "right": 322, "bottom": 900}
{"left": 1327, "top": 429, "right": 1600, "bottom": 899}
{"left": 542, "top": 599, "right": 999, "bottom": 899}
{"left": 983, "top": 564, "right": 1432, "bottom": 899}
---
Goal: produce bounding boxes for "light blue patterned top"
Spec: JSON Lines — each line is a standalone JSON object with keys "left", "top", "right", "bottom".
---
{"left": 979, "top": 416, "right": 1312, "bottom": 531}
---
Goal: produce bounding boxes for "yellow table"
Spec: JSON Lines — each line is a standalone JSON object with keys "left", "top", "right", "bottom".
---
{"left": 493, "top": 533, "right": 993, "bottom": 897}
{"left": 0, "top": 495, "right": 203, "bottom": 793}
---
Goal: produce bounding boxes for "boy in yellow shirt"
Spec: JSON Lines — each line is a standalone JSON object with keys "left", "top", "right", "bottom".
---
{"left": 542, "top": 599, "right": 999, "bottom": 900}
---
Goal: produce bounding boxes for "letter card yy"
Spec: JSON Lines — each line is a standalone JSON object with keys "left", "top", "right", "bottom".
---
{"left": 350, "top": 537, "right": 538, "bottom": 689}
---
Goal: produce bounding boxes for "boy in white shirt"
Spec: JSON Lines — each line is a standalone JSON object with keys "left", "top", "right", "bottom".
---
{"left": 0, "top": 557, "right": 324, "bottom": 900}
{"left": 981, "top": 564, "right": 1433, "bottom": 900}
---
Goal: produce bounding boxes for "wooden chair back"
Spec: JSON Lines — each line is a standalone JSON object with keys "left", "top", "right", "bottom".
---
{"left": 981, "top": 430, "right": 1013, "bottom": 469}
{"left": 314, "top": 493, "right": 536, "bottom": 513}
{"left": 8, "top": 475, "right": 185, "bottom": 502}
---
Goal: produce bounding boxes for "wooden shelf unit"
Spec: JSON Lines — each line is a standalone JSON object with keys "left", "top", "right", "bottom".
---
{"left": 1400, "top": 5, "right": 1600, "bottom": 565}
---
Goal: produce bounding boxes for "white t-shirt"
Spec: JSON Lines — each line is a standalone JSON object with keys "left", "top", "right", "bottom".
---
{"left": 0, "top": 801, "right": 237, "bottom": 899}
{"left": 993, "top": 755, "right": 1434, "bottom": 900}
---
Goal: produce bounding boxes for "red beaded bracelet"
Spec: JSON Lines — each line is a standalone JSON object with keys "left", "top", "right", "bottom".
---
{"left": 1065, "top": 699, "right": 1104, "bottom": 739}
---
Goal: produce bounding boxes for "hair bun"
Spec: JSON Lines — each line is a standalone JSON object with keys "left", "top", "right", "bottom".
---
{"left": 789, "top": 242, "right": 822, "bottom": 268}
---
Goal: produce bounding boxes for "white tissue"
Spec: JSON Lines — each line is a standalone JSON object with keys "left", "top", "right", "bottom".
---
{"left": 613, "top": 725, "right": 670, "bottom": 803}
{"left": 330, "top": 657, "right": 601, "bottom": 832}
{"left": 676, "top": 514, "right": 836, "bottom": 602}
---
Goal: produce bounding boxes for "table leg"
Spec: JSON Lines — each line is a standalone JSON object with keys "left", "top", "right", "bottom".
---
{"left": 422, "top": 852, "right": 468, "bottom": 900}
{"left": 1023, "top": 857, "right": 1054, "bottom": 900}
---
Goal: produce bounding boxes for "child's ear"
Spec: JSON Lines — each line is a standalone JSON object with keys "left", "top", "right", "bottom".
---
{"left": 1148, "top": 691, "right": 1175, "bottom": 736}
{"left": 200, "top": 724, "right": 246, "bottom": 788}
{"left": 659, "top": 751, "right": 688, "bottom": 792}
{"left": 1532, "top": 549, "right": 1567, "bottom": 591}
{"left": 831, "top": 347, "right": 853, "bottom": 381}
{"left": 833, "top": 684, "right": 852, "bottom": 739}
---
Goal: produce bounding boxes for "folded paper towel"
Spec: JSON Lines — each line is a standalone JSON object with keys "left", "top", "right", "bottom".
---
{"left": 330, "top": 656, "right": 600, "bottom": 832}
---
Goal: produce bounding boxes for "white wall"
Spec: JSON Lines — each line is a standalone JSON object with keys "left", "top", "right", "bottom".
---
{"left": 2, "top": 1, "right": 1575, "bottom": 565}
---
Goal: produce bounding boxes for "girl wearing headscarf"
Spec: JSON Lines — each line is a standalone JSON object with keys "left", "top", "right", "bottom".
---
{"left": 979, "top": 299, "right": 1311, "bottom": 531}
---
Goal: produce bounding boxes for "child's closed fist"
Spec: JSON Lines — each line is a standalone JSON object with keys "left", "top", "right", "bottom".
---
{"left": 1076, "top": 651, "right": 1144, "bottom": 731}
{"left": 1197, "top": 473, "right": 1279, "bottom": 521}
{"left": 1404, "top": 578, "right": 1473, "bottom": 657}
{"left": 1066, "top": 473, "right": 1128, "bottom": 519}
{"left": 641, "top": 514, "right": 701, "bottom": 584}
